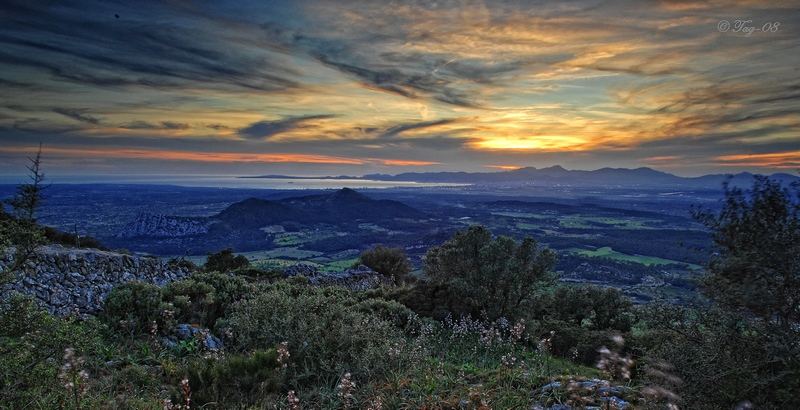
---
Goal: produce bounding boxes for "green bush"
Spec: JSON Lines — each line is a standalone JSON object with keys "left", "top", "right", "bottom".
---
{"left": 533, "top": 285, "right": 635, "bottom": 332}
{"left": 204, "top": 248, "right": 250, "bottom": 273}
{"left": 356, "top": 244, "right": 416, "bottom": 284}
{"left": 232, "top": 265, "right": 284, "bottom": 279}
{"left": 101, "top": 281, "right": 175, "bottom": 336}
{"left": 228, "top": 281, "right": 412, "bottom": 387}
{"left": 640, "top": 302, "right": 800, "bottom": 409}
{"left": 102, "top": 272, "right": 253, "bottom": 337}
{"left": 187, "top": 349, "right": 281, "bottom": 407}
{"left": 0, "top": 295, "right": 106, "bottom": 409}
{"left": 425, "top": 225, "right": 558, "bottom": 321}
{"left": 387, "top": 280, "right": 468, "bottom": 321}
{"left": 165, "top": 271, "right": 252, "bottom": 331}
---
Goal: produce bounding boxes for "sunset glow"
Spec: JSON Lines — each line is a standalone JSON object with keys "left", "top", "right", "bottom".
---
{"left": 0, "top": 1, "right": 797, "bottom": 177}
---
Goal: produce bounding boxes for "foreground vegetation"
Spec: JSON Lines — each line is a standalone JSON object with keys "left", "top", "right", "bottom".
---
{"left": 1, "top": 155, "right": 798, "bottom": 409}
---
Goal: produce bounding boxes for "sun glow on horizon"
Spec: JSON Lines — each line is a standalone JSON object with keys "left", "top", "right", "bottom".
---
{"left": 468, "top": 136, "right": 587, "bottom": 151}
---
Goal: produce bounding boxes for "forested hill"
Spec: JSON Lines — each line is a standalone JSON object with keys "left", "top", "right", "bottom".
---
{"left": 215, "top": 187, "right": 424, "bottom": 226}
{"left": 112, "top": 188, "right": 427, "bottom": 254}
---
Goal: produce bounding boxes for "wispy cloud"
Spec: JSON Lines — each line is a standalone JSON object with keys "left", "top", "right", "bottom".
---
{"left": 52, "top": 108, "right": 100, "bottom": 125}
{"left": 378, "top": 118, "right": 461, "bottom": 139}
{"left": 120, "top": 120, "right": 189, "bottom": 130}
{"left": 1, "top": 0, "right": 798, "bottom": 176}
{"left": 238, "top": 115, "right": 334, "bottom": 140}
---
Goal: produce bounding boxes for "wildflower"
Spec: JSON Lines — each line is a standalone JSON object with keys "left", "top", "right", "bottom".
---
{"left": 58, "top": 347, "right": 89, "bottom": 405}
{"left": 337, "top": 372, "right": 356, "bottom": 408}
{"left": 287, "top": 390, "right": 301, "bottom": 410}
{"left": 366, "top": 396, "right": 383, "bottom": 410}
{"left": 277, "top": 341, "right": 290, "bottom": 368}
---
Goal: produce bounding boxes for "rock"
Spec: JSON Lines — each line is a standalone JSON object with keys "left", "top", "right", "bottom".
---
{"left": 173, "top": 324, "right": 194, "bottom": 340}
{"left": 283, "top": 264, "right": 319, "bottom": 277}
{"left": 117, "top": 212, "right": 215, "bottom": 238}
{"left": 172, "top": 323, "right": 224, "bottom": 350}
{"left": 0, "top": 246, "right": 188, "bottom": 315}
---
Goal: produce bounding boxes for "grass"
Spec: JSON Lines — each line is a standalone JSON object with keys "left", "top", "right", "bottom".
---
{"left": 241, "top": 248, "right": 324, "bottom": 260}
{"left": 252, "top": 258, "right": 324, "bottom": 270}
{"left": 320, "top": 257, "right": 360, "bottom": 272}
{"left": 567, "top": 246, "right": 701, "bottom": 268}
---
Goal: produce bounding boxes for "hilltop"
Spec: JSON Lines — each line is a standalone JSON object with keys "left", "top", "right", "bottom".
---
{"left": 113, "top": 188, "right": 426, "bottom": 255}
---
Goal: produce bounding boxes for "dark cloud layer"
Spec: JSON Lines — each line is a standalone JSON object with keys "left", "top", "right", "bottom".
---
{"left": 1, "top": 0, "right": 798, "bottom": 177}
{"left": 238, "top": 115, "right": 334, "bottom": 140}
{"left": 52, "top": 108, "right": 100, "bottom": 125}
{"left": 0, "top": 0, "right": 301, "bottom": 93}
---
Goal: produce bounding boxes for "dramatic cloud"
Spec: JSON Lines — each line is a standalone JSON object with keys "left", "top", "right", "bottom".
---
{"left": 378, "top": 118, "right": 461, "bottom": 139}
{"left": 238, "top": 115, "right": 334, "bottom": 140}
{"left": 1, "top": 0, "right": 798, "bottom": 177}
{"left": 52, "top": 108, "right": 100, "bottom": 125}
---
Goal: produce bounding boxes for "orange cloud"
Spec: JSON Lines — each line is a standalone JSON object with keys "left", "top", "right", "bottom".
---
{"left": 21, "top": 146, "right": 440, "bottom": 167}
{"left": 487, "top": 165, "right": 522, "bottom": 170}
{"left": 377, "top": 159, "right": 440, "bottom": 166}
{"left": 714, "top": 151, "right": 800, "bottom": 169}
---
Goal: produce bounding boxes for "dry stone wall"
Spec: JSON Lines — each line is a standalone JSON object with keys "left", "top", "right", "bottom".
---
{"left": 1, "top": 245, "right": 189, "bottom": 316}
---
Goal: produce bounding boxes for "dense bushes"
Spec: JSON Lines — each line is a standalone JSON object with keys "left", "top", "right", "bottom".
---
{"left": 638, "top": 302, "right": 800, "bottom": 409}
{"left": 187, "top": 349, "right": 282, "bottom": 407}
{"left": 425, "top": 225, "right": 557, "bottom": 321}
{"left": 0, "top": 295, "right": 106, "bottom": 409}
{"left": 101, "top": 272, "right": 252, "bottom": 335}
{"left": 355, "top": 244, "right": 416, "bottom": 284}
{"left": 203, "top": 247, "right": 250, "bottom": 273}
{"left": 227, "top": 280, "right": 417, "bottom": 387}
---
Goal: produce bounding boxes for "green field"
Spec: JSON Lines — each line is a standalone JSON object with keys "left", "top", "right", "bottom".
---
{"left": 493, "top": 212, "right": 668, "bottom": 231}
{"left": 240, "top": 247, "right": 323, "bottom": 260}
{"left": 251, "top": 258, "right": 324, "bottom": 270}
{"left": 558, "top": 215, "right": 658, "bottom": 230}
{"left": 320, "top": 257, "right": 360, "bottom": 272}
{"left": 567, "top": 246, "right": 700, "bottom": 268}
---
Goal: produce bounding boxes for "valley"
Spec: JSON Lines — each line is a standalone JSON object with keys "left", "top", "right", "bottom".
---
{"left": 1, "top": 178, "right": 722, "bottom": 303}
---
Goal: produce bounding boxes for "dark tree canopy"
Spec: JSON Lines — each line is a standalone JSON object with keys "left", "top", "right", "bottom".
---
{"left": 204, "top": 248, "right": 250, "bottom": 273}
{"left": 692, "top": 175, "right": 800, "bottom": 329}
{"left": 356, "top": 244, "right": 415, "bottom": 284}
{"left": 424, "top": 225, "right": 557, "bottom": 320}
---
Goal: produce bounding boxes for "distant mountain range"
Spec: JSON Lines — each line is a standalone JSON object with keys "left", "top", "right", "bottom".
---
{"left": 364, "top": 166, "right": 800, "bottom": 188}
{"left": 246, "top": 166, "right": 799, "bottom": 189}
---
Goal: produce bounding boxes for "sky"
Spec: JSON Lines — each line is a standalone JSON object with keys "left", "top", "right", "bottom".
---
{"left": 0, "top": 0, "right": 798, "bottom": 178}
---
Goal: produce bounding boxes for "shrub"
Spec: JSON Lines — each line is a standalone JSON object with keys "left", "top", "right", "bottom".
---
{"left": 425, "top": 225, "right": 557, "bottom": 321}
{"left": 533, "top": 285, "right": 635, "bottom": 332}
{"left": 0, "top": 295, "right": 105, "bottom": 408}
{"left": 187, "top": 349, "right": 281, "bottom": 407}
{"left": 356, "top": 244, "right": 416, "bottom": 284}
{"left": 228, "top": 281, "right": 412, "bottom": 387}
{"left": 640, "top": 302, "right": 800, "bottom": 409}
{"left": 162, "top": 271, "right": 252, "bottom": 331}
{"left": 101, "top": 281, "right": 175, "bottom": 336}
{"left": 204, "top": 248, "right": 249, "bottom": 273}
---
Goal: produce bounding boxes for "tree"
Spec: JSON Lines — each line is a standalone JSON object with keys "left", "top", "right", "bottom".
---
{"left": 204, "top": 248, "right": 250, "bottom": 273}
{"left": 356, "top": 244, "right": 415, "bottom": 284}
{"left": 0, "top": 145, "right": 47, "bottom": 285}
{"left": 424, "top": 225, "right": 557, "bottom": 320}
{"left": 692, "top": 175, "right": 800, "bottom": 329}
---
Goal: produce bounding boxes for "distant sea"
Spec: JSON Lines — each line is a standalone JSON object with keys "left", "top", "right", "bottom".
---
{"left": 0, "top": 174, "right": 463, "bottom": 190}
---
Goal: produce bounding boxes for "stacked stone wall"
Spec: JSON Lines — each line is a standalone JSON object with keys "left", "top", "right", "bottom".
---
{"left": 1, "top": 245, "right": 188, "bottom": 316}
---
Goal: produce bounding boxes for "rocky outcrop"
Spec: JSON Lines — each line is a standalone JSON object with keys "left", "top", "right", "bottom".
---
{"left": 1, "top": 245, "right": 189, "bottom": 316}
{"left": 117, "top": 212, "right": 214, "bottom": 238}
{"left": 283, "top": 263, "right": 390, "bottom": 291}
